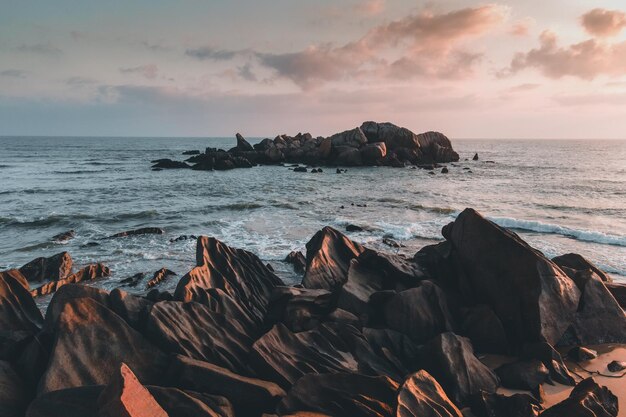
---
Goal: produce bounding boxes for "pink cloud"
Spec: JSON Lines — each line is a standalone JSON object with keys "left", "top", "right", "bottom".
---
{"left": 509, "top": 18, "right": 533, "bottom": 37}
{"left": 354, "top": 0, "right": 386, "bottom": 17}
{"left": 119, "top": 64, "right": 159, "bottom": 79}
{"left": 581, "top": 8, "right": 626, "bottom": 37}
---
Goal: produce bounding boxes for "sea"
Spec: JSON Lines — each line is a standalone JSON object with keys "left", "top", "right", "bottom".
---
{"left": 0, "top": 136, "right": 624, "bottom": 303}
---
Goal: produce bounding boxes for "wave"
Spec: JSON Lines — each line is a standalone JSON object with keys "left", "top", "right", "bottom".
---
{"left": 52, "top": 169, "right": 105, "bottom": 175}
{"left": 488, "top": 216, "right": 626, "bottom": 247}
{"left": 0, "top": 213, "right": 94, "bottom": 228}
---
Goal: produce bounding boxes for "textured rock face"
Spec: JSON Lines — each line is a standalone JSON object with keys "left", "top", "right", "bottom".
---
{"left": 265, "top": 286, "right": 335, "bottom": 332}
{"left": 328, "top": 127, "right": 368, "bottom": 149}
{"left": 278, "top": 372, "right": 399, "bottom": 417}
{"left": 459, "top": 305, "right": 508, "bottom": 354}
{"left": 43, "top": 284, "right": 111, "bottom": 330}
{"left": 541, "top": 377, "right": 618, "bottom": 417}
{"left": 445, "top": 208, "right": 580, "bottom": 349}
{"left": 0, "top": 271, "right": 43, "bottom": 332}
{"left": 360, "top": 121, "right": 420, "bottom": 150}
{"left": 19, "top": 252, "right": 73, "bottom": 282}
{"left": 39, "top": 297, "right": 168, "bottom": 394}
{"left": 0, "top": 360, "right": 28, "bottom": 417}
{"left": 302, "top": 227, "right": 365, "bottom": 290}
{"left": 396, "top": 370, "right": 463, "bottom": 417}
{"left": 146, "top": 301, "right": 252, "bottom": 373}
{"left": 361, "top": 142, "right": 387, "bottom": 164}
{"left": 146, "top": 268, "right": 176, "bottom": 289}
{"left": 552, "top": 252, "right": 612, "bottom": 282}
{"left": 31, "top": 263, "right": 110, "bottom": 297}
{"left": 422, "top": 332, "right": 499, "bottom": 406}
{"left": 235, "top": 133, "right": 254, "bottom": 151}
{"left": 470, "top": 392, "right": 541, "bottom": 417}
{"left": 175, "top": 236, "right": 283, "bottom": 324}
{"left": 495, "top": 360, "right": 549, "bottom": 390}
{"left": 520, "top": 342, "right": 575, "bottom": 386}
{"left": 417, "top": 132, "right": 459, "bottom": 162}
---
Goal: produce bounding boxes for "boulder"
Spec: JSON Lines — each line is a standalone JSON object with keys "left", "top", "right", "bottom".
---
{"left": 459, "top": 305, "right": 508, "bottom": 354}
{"left": 151, "top": 159, "right": 190, "bottom": 169}
{"left": 214, "top": 158, "right": 236, "bottom": 170}
{"left": 520, "top": 342, "right": 575, "bottom": 386}
{"left": 607, "top": 361, "right": 626, "bottom": 372}
{"left": 337, "top": 258, "right": 384, "bottom": 318}
{"left": 328, "top": 127, "right": 368, "bottom": 149}
{"left": 567, "top": 346, "right": 598, "bottom": 362}
{"left": 552, "top": 253, "right": 611, "bottom": 282}
{"left": 52, "top": 230, "right": 75, "bottom": 243}
{"left": 345, "top": 224, "right": 364, "bottom": 232}
{"left": 236, "top": 133, "right": 254, "bottom": 151}
{"left": 417, "top": 132, "right": 459, "bottom": 162}
{"left": 97, "top": 363, "right": 168, "bottom": 417}
{"left": 606, "top": 282, "right": 626, "bottom": 309}
{"left": 473, "top": 153, "right": 479, "bottom": 161}
{"left": 470, "top": 391, "right": 541, "bottom": 417}
{"left": 109, "top": 228, "right": 164, "bottom": 238}
{"left": 363, "top": 328, "right": 420, "bottom": 377}
{"left": 167, "top": 354, "right": 285, "bottom": 415}
{"left": 370, "top": 281, "right": 455, "bottom": 343}
{"left": 494, "top": 360, "right": 549, "bottom": 390}
{"left": 251, "top": 322, "right": 399, "bottom": 389}
{"left": 422, "top": 332, "right": 499, "bottom": 406}
{"left": 444, "top": 208, "right": 580, "bottom": 349}
{"left": 396, "top": 370, "right": 463, "bottom": 417}
{"left": 38, "top": 297, "right": 168, "bottom": 394}
{"left": 0, "top": 271, "right": 43, "bottom": 332}
{"left": 360, "top": 142, "right": 387, "bottom": 164}
{"left": 360, "top": 122, "right": 419, "bottom": 151}
{"left": 335, "top": 148, "right": 362, "bottom": 166}
{"left": 146, "top": 268, "right": 176, "bottom": 289}
{"left": 182, "top": 150, "right": 200, "bottom": 155}
{"left": 285, "top": 251, "right": 306, "bottom": 274}
{"left": 43, "top": 283, "right": 111, "bottom": 330}
{"left": 254, "top": 138, "right": 273, "bottom": 151}
{"left": 19, "top": 252, "right": 73, "bottom": 282}
{"left": 0, "top": 360, "right": 28, "bottom": 417}
{"left": 145, "top": 301, "right": 252, "bottom": 373}
{"left": 558, "top": 269, "right": 626, "bottom": 345}
{"left": 540, "top": 377, "right": 617, "bottom": 417}
{"left": 265, "top": 286, "right": 335, "bottom": 332}
{"left": 31, "top": 263, "right": 110, "bottom": 297}
{"left": 174, "top": 236, "right": 283, "bottom": 324}
{"left": 109, "top": 289, "right": 153, "bottom": 331}
{"left": 278, "top": 372, "right": 398, "bottom": 417}
{"left": 302, "top": 227, "right": 365, "bottom": 291}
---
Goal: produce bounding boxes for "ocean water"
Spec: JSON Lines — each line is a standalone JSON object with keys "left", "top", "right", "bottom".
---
{"left": 0, "top": 137, "right": 624, "bottom": 300}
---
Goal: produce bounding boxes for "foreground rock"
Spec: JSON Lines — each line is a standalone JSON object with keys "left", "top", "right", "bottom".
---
{"left": 108, "top": 228, "right": 164, "bottom": 238}
{"left": 152, "top": 121, "right": 460, "bottom": 171}
{"left": 19, "top": 252, "right": 73, "bottom": 282}
{"left": 31, "top": 263, "right": 110, "bottom": 297}
{"left": 396, "top": 370, "right": 463, "bottom": 417}
{"left": 0, "top": 270, "right": 43, "bottom": 332}
{"left": 541, "top": 377, "right": 618, "bottom": 417}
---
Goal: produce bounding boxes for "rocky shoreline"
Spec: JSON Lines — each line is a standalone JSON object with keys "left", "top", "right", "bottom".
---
{"left": 151, "top": 121, "right": 462, "bottom": 171}
{"left": 1, "top": 208, "right": 625, "bottom": 416}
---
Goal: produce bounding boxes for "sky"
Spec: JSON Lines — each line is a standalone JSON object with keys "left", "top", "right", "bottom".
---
{"left": 1, "top": 0, "right": 626, "bottom": 138}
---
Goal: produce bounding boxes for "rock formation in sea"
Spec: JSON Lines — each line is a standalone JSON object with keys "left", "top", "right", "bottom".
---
{"left": 152, "top": 121, "right": 460, "bottom": 171}
{"left": 0, "top": 208, "right": 623, "bottom": 416}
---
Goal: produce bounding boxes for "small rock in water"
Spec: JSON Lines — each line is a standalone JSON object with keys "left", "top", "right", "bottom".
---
{"left": 428, "top": 171, "right": 435, "bottom": 175}
{"left": 52, "top": 230, "right": 75, "bottom": 243}
{"left": 182, "top": 150, "right": 200, "bottom": 155}
{"left": 473, "top": 153, "right": 479, "bottom": 161}
{"left": 382, "top": 237, "right": 402, "bottom": 248}
{"left": 170, "top": 235, "right": 197, "bottom": 243}
{"left": 441, "top": 167, "right": 449, "bottom": 174}
{"left": 119, "top": 272, "right": 144, "bottom": 288}
{"left": 146, "top": 268, "right": 176, "bottom": 289}
{"left": 607, "top": 360, "right": 626, "bottom": 372}
{"left": 345, "top": 224, "right": 363, "bottom": 232}
{"left": 340, "top": 205, "right": 345, "bottom": 209}
{"left": 108, "top": 227, "right": 164, "bottom": 239}
{"left": 293, "top": 167, "right": 307, "bottom": 172}
{"left": 285, "top": 251, "right": 306, "bottom": 273}
{"left": 568, "top": 346, "right": 598, "bottom": 362}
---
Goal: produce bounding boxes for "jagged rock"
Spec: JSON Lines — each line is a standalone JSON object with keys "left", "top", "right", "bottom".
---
{"left": 459, "top": 305, "right": 508, "bottom": 354}
{"left": 43, "top": 284, "right": 111, "bottom": 330}
{"left": 494, "top": 360, "right": 549, "bottom": 390}
{"left": 52, "top": 230, "right": 75, "bottom": 243}
{"left": 109, "top": 228, "right": 164, "bottom": 238}
{"left": 39, "top": 297, "right": 168, "bottom": 394}
{"left": 473, "top": 153, "right": 479, "bottom": 161}
{"left": 302, "top": 227, "right": 365, "bottom": 291}
{"left": 146, "top": 268, "right": 176, "bottom": 289}
{"left": 232, "top": 156, "right": 253, "bottom": 168}
{"left": 360, "top": 121, "right": 419, "bottom": 151}
{"left": 607, "top": 360, "right": 626, "bottom": 372}
{"left": 31, "top": 263, "right": 110, "bottom": 297}
{"left": 363, "top": 328, "right": 420, "bottom": 376}
{"left": 151, "top": 159, "right": 190, "bottom": 169}
{"left": 338, "top": 258, "right": 384, "bottom": 318}
{"left": 214, "top": 158, "right": 235, "bottom": 171}
{"left": 119, "top": 272, "right": 144, "bottom": 288}
{"left": 0, "top": 360, "right": 28, "bottom": 417}
{"left": 540, "top": 377, "right": 617, "bottom": 417}
{"left": 265, "top": 286, "right": 334, "bottom": 332}
{"left": 470, "top": 391, "right": 541, "bottom": 417}
{"left": 345, "top": 224, "right": 363, "bottom": 232}
{"left": 175, "top": 236, "right": 283, "bottom": 324}
{"left": 293, "top": 167, "right": 307, "bottom": 172}
{"left": 328, "top": 127, "right": 368, "bottom": 149}
{"left": 443, "top": 208, "right": 580, "bottom": 349}
{"left": 236, "top": 133, "right": 254, "bottom": 151}
{"left": 109, "top": 289, "right": 153, "bottom": 331}
{"left": 97, "top": 363, "right": 168, "bottom": 417}
{"left": 251, "top": 322, "right": 400, "bottom": 389}
{"left": 335, "top": 147, "right": 362, "bottom": 166}
{"left": 558, "top": 269, "right": 626, "bottom": 345}
{"left": 552, "top": 253, "right": 611, "bottom": 282}
{"left": 417, "top": 132, "right": 459, "bottom": 163}
{"left": 360, "top": 142, "right": 387, "bottom": 164}
{"left": 357, "top": 248, "right": 426, "bottom": 288}
{"left": 254, "top": 138, "right": 273, "bottom": 151}
{"left": 19, "top": 252, "right": 73, "bottom": 282}
{"left": 606, "top": 282, "right": 626, "bottom": 309}
{"left": 146, "top": 300, "right": 252, "bottom": 373}
{"left": 520, "top": 342, "right": 575, "bottom": 386}
{"left": 182, "top": 150, "right": 200, "bottom": 155}
{"left": 396, "top": 370, "right": 463, "bottom": 417}
{"left": 441, "top": 167, "right": 449, "bottom": 174}
{"left": 0, "top": 271, "right": 42, "bottom": 332}
{"left": 285, "top": 251, "right": 306, "bottom": 274}
{"left": 278, "top": 372, "right": 398, "bottom": 417}
{"left": 370, "top": 281, "right": 455, "bottom": 343}
{"left": 422, "top": 332, "right": 499, "bottom": 406}
{"left": 167, "top": 354, "right": 285, "bottom": 415}
{"left": 567, "top": 346, "right": 598, "bottom": 362}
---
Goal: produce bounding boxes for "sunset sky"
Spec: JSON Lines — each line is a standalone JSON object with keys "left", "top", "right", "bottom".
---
{"left": 1, "top": 0, "right": 626, "bottom": 138}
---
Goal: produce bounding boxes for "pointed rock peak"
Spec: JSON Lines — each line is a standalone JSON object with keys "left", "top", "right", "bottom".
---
{"left": 97, "top": 363, "right": 168, "bottom": 417}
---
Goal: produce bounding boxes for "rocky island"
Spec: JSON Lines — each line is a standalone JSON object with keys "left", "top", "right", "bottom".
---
{"left": 0, "top": 208, "right": 624, "bottom": 416}
{"left": 151, "top": 121, "right": 460, "bottom": 171}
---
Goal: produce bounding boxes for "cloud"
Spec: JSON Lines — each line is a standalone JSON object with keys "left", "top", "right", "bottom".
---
{"left": 581, "top": 8, "right": 626, "bottom": 37}
{"left": 256, "top": 5, "right": 507, "bottom": 88}
{"left": 185, "top": 47, "right": 240, "bottom": 61}
{"left": 354, "top": 0, "right": 385, "bottom": 17}
{"left": 509, "top": 18, "right": 533, "bottom": 37}
{"left": 15, "top": 43, "right": 62, "bottom": 56}
{"left": 66, "top": 76, "right": 97, "bottom": 86}
{"left": 502, "top": 31, "right": 626, "bottom": 80}
{"left": 0, "top": 69, "right": 27, "bottom": 78}
{"left": 119, "top": 64, "right": 159, "bottom": 79}
{"left": 507, "top": 83, "right": 540, "bottom": 93}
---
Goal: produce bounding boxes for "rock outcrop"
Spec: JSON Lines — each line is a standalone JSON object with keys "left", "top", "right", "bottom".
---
{"left": 19, "top": 252, "right": 73, "bottom": 282}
